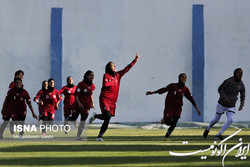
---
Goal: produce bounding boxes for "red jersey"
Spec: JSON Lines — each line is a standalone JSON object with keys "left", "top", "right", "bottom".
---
{"left": 40, "top": 89, "right": 61, "bottom": 113}
{"left": 99, "top": 59, "right": 137, "bottom": 104}
{"left": 75, "top": 81, "right": 95, "bottom": 108}
{"left": 59, "top": 85, "right": 77, "bottom": 106}
{"left": 5, "top": 81, "right": 24, "bottom": 115}
{"left": 5, "top": 88, "right": 31, "bottom": 114}
{"left": 33, "top": 90, "right": 44, "bottom": 114}
{"left": 156, "top": 83, "right": 196, "bottom": 107}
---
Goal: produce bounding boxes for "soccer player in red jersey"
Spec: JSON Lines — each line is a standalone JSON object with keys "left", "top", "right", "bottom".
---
{"left": 59, "top": 76, "right": 78, "bottom": 134}
{"left": 0, "top": 78, "right": 37, "bottom": 140}
{"left": 89, "top": 53, "right": 140, "bottom": 142}
{"left": 1, "top": 70, "right": 25, "bottom": 135}
{"left": 39, "top": 78, "right": 62, "bottom": 135}
{"left": 75, "top": 71, "right": 95, "bottom": 140}
{"left": 33, "top": 80, "right": 48, "bottom": 124}
{"left": 146, "top": 73, "right": 201, "bottom": 140}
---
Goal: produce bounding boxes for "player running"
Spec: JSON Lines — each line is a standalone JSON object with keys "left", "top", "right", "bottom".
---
{"left": 59, "top": 76, "right": 78, "bottom": 134}
{"left": 0, "top": 78, "right": 37, "bottom": 140}
{"left": 88, "top": 53, "right": 140, "bottom": 142}
{"left": 39, "top": 78, "right": 62, "bottom": 136}
{"left": 2, "top": 70, "right": 25, "bottom": 134}
{"left": 74, "top": 70, "right": 95, "bottom": 140}
{"left": 146, "top": 73, "right": 201, "bottom": 140}
{"left": 203, "top": 68, "right": 245, "bottom": 140}
{"left": 33, "top": 80, "right": 48, "bottom": 124}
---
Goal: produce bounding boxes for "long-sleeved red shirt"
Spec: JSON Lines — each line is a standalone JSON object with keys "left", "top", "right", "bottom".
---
{"left": 156, "top": 83, "right": 196, "bottom": 107}
{"left": 99, "top": 59, "right": 137, "bottom": 104}
{"left": 75, "top": 81, "right": 95, "bottom": 108}
{"left": 5, "top": 88, "right": 31, "bottom": 114}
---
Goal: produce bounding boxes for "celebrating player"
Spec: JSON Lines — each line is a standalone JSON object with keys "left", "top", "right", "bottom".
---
{"left": 33, "top": 80, "right": 48, "bottom": 124}
{"left": 75, "top": 70, "right": 95, "bottom": 140}
{"left": 39, "top": 78, "right": 61, "bottom": 136}
{"left": 203, "top": 68, "right": 245, "bottom": 140}
{"left": 146, "top": 73, "right": 201, "bottom": 140}
{"left": 59, "top": 76, "right": 78, "bottom": 134}
{"left": 0, "top": 78, "right": 37, "bottom": 140}
{"left": 88, "top": 53, "right": 140, "bottom": 142}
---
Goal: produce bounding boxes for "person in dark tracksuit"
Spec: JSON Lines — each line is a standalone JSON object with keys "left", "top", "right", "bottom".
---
{"left": 203, "top": 68, "right": 245, "bottom": 140}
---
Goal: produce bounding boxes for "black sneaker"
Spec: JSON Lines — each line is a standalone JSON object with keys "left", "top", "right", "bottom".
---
{"left": 203, "top": 128, "right": 209, "bottom": 139}
{"left": 214, "top": 134, "right": 224, "bottom": 140}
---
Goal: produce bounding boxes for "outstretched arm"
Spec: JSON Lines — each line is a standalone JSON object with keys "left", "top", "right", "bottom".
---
{"left": 118, "top": 52, "right": 140, "bottom": 77}
{"left": 146, "top": 84, "right": 171, "bottom": 96}
{"left": 145, "top": 90, "right": 158, "bottom": 95}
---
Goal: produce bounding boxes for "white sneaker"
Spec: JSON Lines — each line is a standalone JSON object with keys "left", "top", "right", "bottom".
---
{"left": 89, "top": 112, "right": 97, "bottom": 124}
{"left": 96, "top": 138, "right": 103, "bottom": 142}
{"left": 75, "top": 136, "right": 83, "bottom": 141}
{"left": 19, "top": 135, "right": 23, "bottom": 140}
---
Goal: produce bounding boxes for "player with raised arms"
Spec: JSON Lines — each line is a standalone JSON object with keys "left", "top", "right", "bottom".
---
{"left": 146, "top": 73, "right": 201, "bottom": 140}
{"left": 89, "top": 53, "right": 140, "bottom": 142}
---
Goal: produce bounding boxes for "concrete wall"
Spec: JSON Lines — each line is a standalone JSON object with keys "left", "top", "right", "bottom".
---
{"left": 0, "top": 0, "right": 249, "bottom": 123}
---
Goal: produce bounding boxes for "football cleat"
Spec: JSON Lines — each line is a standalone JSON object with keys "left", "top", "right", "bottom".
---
{"left": 19, "top": 135, "right": 23, "bottom": 140}
{"left": 75, "top": 136, "right": 83, "bottom": 141}
{"left": 96, "top": 138, "right": 104, "bottom": 142}
{"left": 203, "top": 128, "right": 209, "bottom": 139}
{"left": 164, "top": 137, "right": 169, "bottom": 141}
{"left": 214, "top": 134, "right": 224, "bottom": 140}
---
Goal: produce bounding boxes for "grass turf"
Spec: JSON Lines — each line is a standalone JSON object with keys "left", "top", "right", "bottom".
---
{"left": 0, "top": 127, "right": 249, "bottom": 167}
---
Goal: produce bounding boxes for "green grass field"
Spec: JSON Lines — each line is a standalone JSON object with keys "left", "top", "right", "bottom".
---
{"left": 0, "top": 127, "right": 249, "bottom": 167}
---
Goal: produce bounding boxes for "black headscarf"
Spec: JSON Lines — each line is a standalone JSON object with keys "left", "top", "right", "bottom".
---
{"left": 177, "top": 73, "right": 186, "bottom": 89}
{"left": 48, "top": 78, "right": 54, "bottom": 92}
{"left": 233, "top": 68, "right": 242, "bottom": 82}
{"left": 41, "top": 80, "right": 47, "bottom": 91}
{"left": 66, "top": 76, "right": 74, "bottom": 88}
{"left": 83, "top": 70, "right": 94, "bottom": 86}
{"left": 105, "top": 61, "right": 115, "bottom": 77}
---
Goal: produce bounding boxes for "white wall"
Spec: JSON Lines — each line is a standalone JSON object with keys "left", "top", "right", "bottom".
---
{"left": 0, "top": 0, "right": 249, "bottom": 124}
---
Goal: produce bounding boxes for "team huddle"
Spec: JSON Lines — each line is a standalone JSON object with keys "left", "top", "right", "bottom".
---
{"left": 0, "top": 52, "right": 246, "bottom": 141}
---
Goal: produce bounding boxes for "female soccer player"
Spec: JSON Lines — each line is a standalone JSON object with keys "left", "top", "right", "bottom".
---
{"left": 146, "top": 73, "right": 201, "bottom": 140}
{"left": 75, "top": 70, "right": 95, "bottom": 140}
{"left": 59, "top": 76, "right": 78, "bottom": 134}
{"left": 0, "top": 78, "right": 37, "bottom": 140}
{"left": 39, "top": 78, "right": 61, "bottom": 136}
{"left": 33, "top": 80, "right": 48, "bottom": 124}
{"left": 89, "top": 53, "right": 140, "bottom": 142}
{"left": 203, "top": 68, "right": 245, "bottom": 140}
